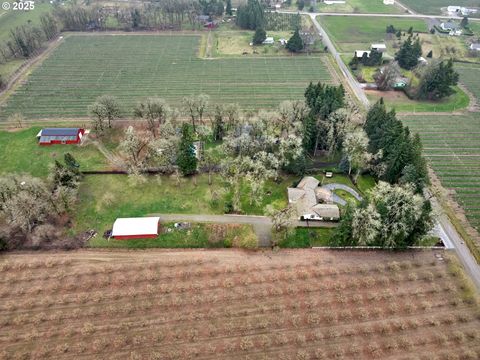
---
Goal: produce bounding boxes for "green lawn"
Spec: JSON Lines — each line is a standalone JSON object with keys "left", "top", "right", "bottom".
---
{"left": 88, "top": 222, "right": 256, "bottom": 248}
{"left": 319, "top": 16, "right": 428, "bottom": 53}
{"left": 0, "top": 127, "right": 109, "bottom": 177}
{"left": 316, "top": 0, "right": 403, "bottom": 14}
{"left": 398, "top": 0, "right": 480, "bottom": 15}
{"left": 0, "top": 2, "right": 53, "bottom": 44}
{"left": 278, "top": 227, "right": 333, "bottom": 248}
{"left": 367, "top": 86, "right": 470, "bottom": 113}
{"left": 0, "top": 34, "right": 334, "bottom": 119}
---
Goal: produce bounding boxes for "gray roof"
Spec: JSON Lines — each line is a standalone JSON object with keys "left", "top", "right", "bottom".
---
{"left": 41, "top": 128, "right": 81, "bottom": 136}
{"left": 442, "top": 21, "right": 459, "bottom": 30}
{"left": 297, "top": 176, "right": 320, "bottom": 190}
{"left": 471, "top": 43, "right": 480, "bottom": 50}
{"left": 312, "top": 204, "right": 340, "bottom": 219}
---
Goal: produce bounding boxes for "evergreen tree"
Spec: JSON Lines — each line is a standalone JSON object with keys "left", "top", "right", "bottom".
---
{"left": 252, "top": 27, "right": 266, "bottom": 45}
{"left": 417, "top": 59, "right": 459, "bottom": 100}
{"left": 177, "top": 124, "right": 197, "bottom": 176}
{"left": 330, "top": 203, "right": 355, "bottom": 246}
{"left": 395, "top": 35, "right": 422, "bottom": 70}
{"left": 226, "top": 0, "right": 232, "bottom": 16}
{"left": 212, "top": 109, "right": 225, "bottom": 141}
{"left": 460, "top": 16, "right": 468, "bottom": 28}
{"left": 286, "top": 29, "right": 304, "bottom": 53}
{"left": 64, "top": 153, "right": 80, "bottom": 174}
{"left": 236, "top": 0, "right": 265, "bottom": 30}
{"left": 386, "top": 25, "right": 396, "bottom": 34}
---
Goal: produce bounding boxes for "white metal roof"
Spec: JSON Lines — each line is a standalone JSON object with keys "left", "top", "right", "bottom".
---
{"left": 371, "top": 43, "right": 386, "bottom": 49}
{"left": 112, "top": 217, "right": 160, "bottom": 237}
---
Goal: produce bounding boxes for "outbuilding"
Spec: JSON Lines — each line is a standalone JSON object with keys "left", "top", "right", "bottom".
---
{"left": 111, "top": 217, "right": 161, "bottom": 240}
{"left": 37, "top": 128, "right": 85, "bottom": 145}
{"left": 371, "top": 43, "right": 387, "bottom": 52}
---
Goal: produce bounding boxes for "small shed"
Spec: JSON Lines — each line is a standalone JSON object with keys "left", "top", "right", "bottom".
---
{"left": 355, "top": 50, "right": 371, "bottom": 58}
{"left": 470, "top": 43, "right": 480, "bottom": 51}
{"left": 111, "top": 217, "right": 160, "bottom": 240}
{"left": 37, "top": 128, "right": 85, "bottom": 145}
{"left": 371, "top": 43, "right": 387, "bottom": 52}
{"left": 311, "top": 204, "right": 340, "bottom": 221}
{"left": 263, "top": 37, "right": 274, "bottom": 45}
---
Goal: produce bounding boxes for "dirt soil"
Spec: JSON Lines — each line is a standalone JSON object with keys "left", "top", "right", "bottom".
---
{"left": 0, "top": 249, "right": 479, "bottom": 360}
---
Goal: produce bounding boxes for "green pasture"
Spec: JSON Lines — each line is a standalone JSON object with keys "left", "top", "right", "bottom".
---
{"left": 367, "top": 86, "right": 470, "bottom": 113}
{"left": 319, "top": 16, "right": 428, "bottom": 53}
{"left": 0, "top": 34, "right": 333, "bottom": 119}
{"left": 0, "top": 127, "right": 108, "bottom": 177}
{"left": 398, "top": 0, "right": 480, "bottom": 15}
{"left": 277, "top": 227, "right": 333, "bottom": 248}
{"left": 316, "top": 0, "right": 403, "bottom": 14}
{"left": 401, "top": 113, "right": 480, "bottom": 232}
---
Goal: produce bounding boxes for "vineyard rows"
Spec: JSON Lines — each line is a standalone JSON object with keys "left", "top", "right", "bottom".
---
{"left": 401, "top": 113, "right": 480, "bottom": 231}
{"left": 0, "top": 249, "right": 479, "bottom": 360}
{"left": 0, "top": 34, "right": 333, "bottom": 120}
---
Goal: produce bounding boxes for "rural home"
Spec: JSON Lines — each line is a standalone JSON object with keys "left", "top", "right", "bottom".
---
{"left": 470, "top": 43, "right": 480, "bottom": 51}
{"left": 371, "top": 43, "right": 387, "bottom": 52}
{"left": 354, "top": 50, "right": 371, "bottom": 58}
{"left": 447, "top": 6, "right": 477, "bottom": 16}
{"left": 287, "top": 176, "right": 340, "bottom": 221}
{"left": 440, "top": 21, "right": 460, "bottom": 31}
{"left": 37, "top": 128, "right": 85, "bottom": 145}
{"left": 111, "top": 217, "right": 161, "bottom": 240}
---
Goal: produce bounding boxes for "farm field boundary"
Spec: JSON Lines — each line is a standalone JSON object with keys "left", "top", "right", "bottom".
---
{"left": 0, "top": 33, "right": 334, "bottom": 120}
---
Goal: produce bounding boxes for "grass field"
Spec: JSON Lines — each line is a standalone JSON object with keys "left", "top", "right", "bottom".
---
{"left": 398, "top": 0, "right": 480, "bottom": 15}
{"left": 316, "top": 0, "right": 404, "bottom": 14}
{"left": 278, "top": 227, "right": 333, "bottom": 247}
{"left": 401, "top": 113, "right": 480, "bottom": 232}
{"left": 319, "top": 16, "right": 428, "bottom": 53}
{"left": 367, "top": 86, "right": 470, "bottom": 112}
{"left": 0, "top": 34, "right": 334, "bottom": 119}
{"left": 1, "top": 249, "right": 479, "bottom": 359}
{"left": 0, "top": 127, "right": 109, "bottom": 177}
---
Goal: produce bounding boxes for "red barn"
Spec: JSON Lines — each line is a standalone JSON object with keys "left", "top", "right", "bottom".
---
{"left": 37, "top": 128, "right": 85, "bottom": 145}
{"left": 111, "top": 217, "right": 160, "bottom": 240}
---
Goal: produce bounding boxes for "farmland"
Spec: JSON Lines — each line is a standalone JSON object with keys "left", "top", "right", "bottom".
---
{"left": 1, "top": 249, "right": 479, "bottom": 360}
{"left": 316, "top": 0, "right": 403, "bottom": 14}
{"left": 456, "top": 63, "right": 480, "bottom": 101}
{"left": 401, "top": 113, "right": 480, "bottom": 232}
{"left": 398, "top": 0, "right": 480, "bottom": 15}
{"left": 0, "top": 34, "right": 334, "bottom": 119}
{"left": 318, "top": 15, "right": 428, "bottom": 53}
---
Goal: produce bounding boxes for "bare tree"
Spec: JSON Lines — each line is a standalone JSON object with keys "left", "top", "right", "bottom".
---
{"left": 182, "top": 94, "right": 209, "bottom": 133}
{"left": 134, "top": 97, "right": 170, "bottom": 138}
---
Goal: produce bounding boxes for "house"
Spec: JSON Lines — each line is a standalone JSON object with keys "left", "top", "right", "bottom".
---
{"left": 311, "top": 204, "right": 340, "bottom": 221}
{"left": 263, "top": 37, "right": 274, "bottom": 45}
{"left": 287, "top": 176, "right": 340, "bottom": 221}
{"left": 371, "top": 43, "right": 387, "bottom": 52}
{"left": 37, "top": 128, "right": 85, "bottom": 145}
{"left": 440, "top": 21, "right": 459, "bottom": 31}
{"left": 355, "top": 50, "right": 371, "bottom": 58}
{"left": 470, "top": 43, "right": 480, "bottom": 51}
{"left": 111, "top": 217, "right": 160, "bottom": 240}
{"left": 447, "top": 6, "right": 477, "bottom": 16}
{"left": 383, "top": 0, "right": 394, "bottom": 4}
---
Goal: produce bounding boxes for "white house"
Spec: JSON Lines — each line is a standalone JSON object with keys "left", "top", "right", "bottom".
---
{"left": 371, "top": 43, "right": 387, "bottom": 52}
{"left": 354, "top": 50, "right": 371, "bottom": 58}
{"left": 470, "top": 43, "right": 480, "bottom": 51}
{"left": 263, "top": 37, "right": 274, "bottom": 45}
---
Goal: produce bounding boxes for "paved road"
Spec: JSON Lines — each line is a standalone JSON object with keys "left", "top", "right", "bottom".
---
{"left": 426, "top": 192, "right": 480, "bottom": 291}
{"left": 305, "top": 13, "right": 370, "bottom": 107}
{"left": 279, "top": 10, "right": 480, "bottom": 21}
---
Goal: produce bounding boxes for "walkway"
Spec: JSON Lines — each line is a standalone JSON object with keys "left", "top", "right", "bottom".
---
{"left": 319, "top": 183, "right": 363, "bottom": 206}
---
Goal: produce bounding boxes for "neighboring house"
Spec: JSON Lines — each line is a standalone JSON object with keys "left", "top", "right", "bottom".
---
{"left": 440, "top": 21, "right": 459, "bottom": 31}
{"left": 470, "top": 43, "right": 480, "bottom": 51}
{"left": 263, "top": 37, "right": 275, "bottom": 45}
{"left": 37, "top": 128, "right": 85, "bottom": 145}
{"left": 371, "top": 43, "right": 387, "bottom": 52}
{"left": 111, "top": 217, "right": 160, "bottom": 240}
{"left": 287, "top": 176, "right": 340, "bottom": 221}
{"left": 354, "top": 50, "right": 371, "bottom": 58}
{"left": 447, "top": 6, "right": 477, "bottom": 16}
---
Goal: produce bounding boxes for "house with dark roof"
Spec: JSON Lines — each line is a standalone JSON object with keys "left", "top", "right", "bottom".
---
{"left": 37, "top": 128, "right": 85, "bottom": 145}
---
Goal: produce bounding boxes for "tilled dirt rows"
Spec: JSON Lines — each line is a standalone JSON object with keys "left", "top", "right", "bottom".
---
{"left": 0, "top": 249, "right": 479, "bottom": 360}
